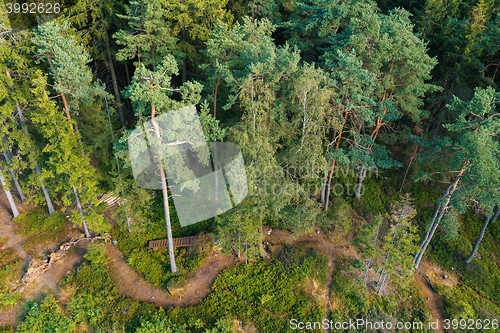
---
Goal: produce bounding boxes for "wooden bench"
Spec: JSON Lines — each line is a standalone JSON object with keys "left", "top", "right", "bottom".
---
{"left": 148, "top": 236, "right": 196, "bottom": 250}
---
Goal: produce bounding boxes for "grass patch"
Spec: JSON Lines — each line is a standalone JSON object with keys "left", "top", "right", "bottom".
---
{"left": 0, "top": 238, "right": 22, "bottom": 308}
{"left": 115, "top": 214, "right": 214, "bottom": 288}
{"left": 13, "top": 208, "right": 68, "bottom": 257}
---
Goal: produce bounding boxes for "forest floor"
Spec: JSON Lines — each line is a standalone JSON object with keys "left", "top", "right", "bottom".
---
{"left": 262, "top": 225, "right": 355, "bottom": 333}
{"left": 413, "top": 261, "right": 460, "bottom": 333}
{"left": 0, "top": 189, "right": 88, "bottom": 327}
{"left": 104, "top": 243, "right": 237, "bottom": 307}
{"left": 0, "top": 189, "right": 459, "bottom": 331}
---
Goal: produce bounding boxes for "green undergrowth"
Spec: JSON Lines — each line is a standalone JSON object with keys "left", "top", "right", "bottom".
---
{"left": 333, "top": 164, "right": 500, "bottom": 313}
{"left": 13, "top": 207, "right": 68, "bottom": 257}
{"left": 328, "top": 167, "right": 401, "bottom": 217}
{"left": 165, "top": 246, "right": 328, "bottom": 332}
{"left": 439, "top": 284, "right": 500, "bottom": 332}
{"left": 425, "top": 210, "right": 500, "bottom": 306}
{"left": 114, "top": 195, "right": 215, "bottom": 289}
{"left": 0, "top": 238, "right": 22, "bottom": 308}
{"left": 16, "top": 242, "right": 177, "bottom": 332}
{"left": 115, "top": 225, "right": 214, "bottom": 288}
{"left": 321, "top": 197, "right": 354, "bottom": 241}
{"left": 330, "top": 257, "right": 430, "bottom": 332}
{"left": 16, "top": 296, "right": 76, "bottom": 333}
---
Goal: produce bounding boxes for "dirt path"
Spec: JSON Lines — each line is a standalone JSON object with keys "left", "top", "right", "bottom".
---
{"left": 414, "top": 267, "right": 447, "bottom": 333}
{"left": 314, "top": 229, "right": 338, "bottom": 333}
{"left": 263, "top": 225, "right": 346, "bottom": 333}
{"left": 0, "top": 191, "right": 30, "bottom": 264}
{"left": 104, "top": 243, "right": 236, "bottom": 307}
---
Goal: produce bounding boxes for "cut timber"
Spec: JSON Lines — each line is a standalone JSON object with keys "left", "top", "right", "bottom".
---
{"left": 98, "top": 193, "right": 125, "bottom": 207}
{"left": 149, "top": 236, "right": 196, "bottom": 250}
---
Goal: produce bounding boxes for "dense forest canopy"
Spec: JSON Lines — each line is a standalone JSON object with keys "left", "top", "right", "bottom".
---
{"left": 0, "top": 0, "right": 500, "bottom": 332}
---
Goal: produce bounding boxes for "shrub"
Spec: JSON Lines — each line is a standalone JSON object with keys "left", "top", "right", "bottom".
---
{"left": 16, "top": 296, "right": 75, "bottom": 333}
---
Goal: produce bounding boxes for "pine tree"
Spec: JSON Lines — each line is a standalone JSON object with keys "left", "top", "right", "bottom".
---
{"left": 162, "top": 0, "right": 233, "bottom": 81}
{"left": 123, "top": 54, "right": 203, "bottom": 273}
{"left": 202, "top": 17, "right": 331, "bottom": 244}
{"left": 30, "top": 73, "right": 106, "bottom": 237}
{"left": 413, "top": 87, "right": 500, "bottom": 268}
{"left": 32, "top": 19, "right": 102, "bottom": 144}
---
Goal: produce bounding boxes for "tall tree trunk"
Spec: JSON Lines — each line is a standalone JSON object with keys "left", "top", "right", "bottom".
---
{"left": 399, "top": 145, "right": 418, "bottom": 192}
{"left": 1, "top": 148, "right": 26, "bottom": 202}
{"left": 104, "top": 96, "right": 131, "bottom": 231}
{"left": 104, "top": 31, "right": 125, "bottom": 128}
{"left": 324, "top": 169, "right": 333, "bottom": 211}
{"left": 182, "top": 58, "right": 187, "bottom": 84}
{"left": 159, "top": 159, "right": 177, "bottom": 272}
{"left": 16, "top": 101, "right": 55, "bottom": 214}
{"left": 413, "top": 166, "right": 466, "bottom": 268}
{"left": 182, "top": 30, "right": 187, "bottom": 83}
{"left": 323, "top": 112, "right": 348, "bottom": 210}
{"left": 151, "top": 106, "right": 177, "bottom": 273}
{"left": 466, "top": 206, "right": 500, "bottom": 263}
{"left": 363, "top": 258, "right": 371, "bottom": 285}
{"left": 72, "top": 185, "right": 89, "bottom": 238}
{"left": 354, "top": 165, "right": 367, "bottom": 200}
{"left": 35, "top": 165, "right": 55, "bottom": 214}
{"left": 377, "top": 270, "right": 388, "bottom": 295}
{"left": 124, "top": 61, "right": 131, "bottom": 86}
{"left": 238, "top": 231, "right": 241, "bottom": 258}
{"left": 0, "top": 167, "right": 19, "bottom": 217}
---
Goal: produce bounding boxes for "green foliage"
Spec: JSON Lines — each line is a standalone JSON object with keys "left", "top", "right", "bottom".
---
{"left": 377, "top": 196, "right": 419, "bottom": 293}
{"left": 113, "top": 0, "right": 178, "bottom": 68}
{"left": 29, "top": 60, "right": 107, "bottom": 235}
{"left": 32, "top": 19, "right": 103, "bottom": 111}
{"left": 441, "top": 284, "right": 500, "bottom": 333}
{"left": 167, "top": 248, "right": 327, "bottom": 332}
{"left": 426, "top": 209, "right": 500, "bottom": 306}
{"left": 128, "top": 248, "right": 169, "bottom": 286}
{"left": 135, "top": 314, "right": 188, "bottom": 333}
{"left": 13, "top": 208, "right": 68, "bottom": 256}
{"left": 441, "top": 207, "right": 460, "bottom": 240}
{"left": 329, "top": 258, "right": 430, "bottom": 332}
{"left": 0, "top": 262, "right": 21, "bottom": 307}
{"left": 16, "top": 297, "right": 76, "bottom": 333}
{"left": 322, "top": 198, "right": 353, "bottom": 238}
{"left": 85, "top": 242, "right": 109, "bottom": 267}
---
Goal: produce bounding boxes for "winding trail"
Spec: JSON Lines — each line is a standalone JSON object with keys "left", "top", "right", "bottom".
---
{"left": 414, "top": 268, "right": 447, "bottom": 333}
{"left": 104, "top": 243, "right": 237, "bottom": 307}
{"left": 262, "top": 226, "right": 340, "bottom": 333}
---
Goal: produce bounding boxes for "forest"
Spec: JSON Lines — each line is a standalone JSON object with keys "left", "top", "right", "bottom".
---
{"left": 0, "top": 0, "right": 500, "bottom": 331}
